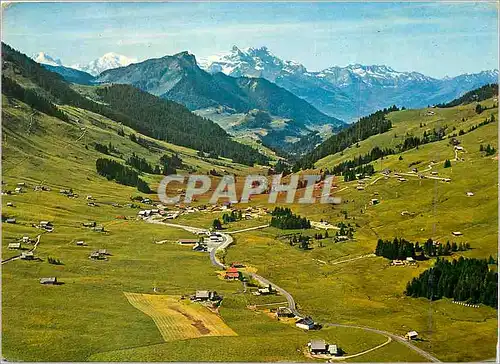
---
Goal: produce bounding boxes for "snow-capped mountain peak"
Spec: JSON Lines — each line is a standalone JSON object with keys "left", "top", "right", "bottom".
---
{"left": 200, "top": 45, "right": 440, "bottom": 86}
{"left": 71, "top": 53, "right": 137, "bottom": 76}
{"left": 199, "top": 45, "right": 306, "bottom": 81}
{"left": 319, "top": 63, "right": 435, "bottom": 86}
{"left": 31, "top": 52, "right": 63, "bottom": 67}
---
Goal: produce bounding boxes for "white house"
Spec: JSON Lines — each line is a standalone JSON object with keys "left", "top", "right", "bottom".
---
{"left": 405, "top": 331, "right": 418, "bottom": 340}
{"left": 295, "top": 317, "right": 316, "bottom": 330}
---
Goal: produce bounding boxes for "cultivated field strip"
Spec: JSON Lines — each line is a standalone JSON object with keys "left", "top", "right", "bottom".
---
{"left": 124, "top": 292, "right": 237, "bottom": 342}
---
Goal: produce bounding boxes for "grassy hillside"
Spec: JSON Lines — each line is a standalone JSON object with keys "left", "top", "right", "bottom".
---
{"left": 1, "top": 96, "right": 430, "bottom": 363}
{"left": 315, "top": 98, "right": 497, "bottom": 170}
{"left": 1, "top": 72, "right": 497, "bottom": 362}
{"left": 1, "top": 43, "right": 270, "bottom": 167}
{"left": 219, "top": 100, "right": 498, "bottom": 362}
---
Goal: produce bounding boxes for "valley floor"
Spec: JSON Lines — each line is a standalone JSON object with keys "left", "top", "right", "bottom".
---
{"left": 1, "top": 97, "right": 498, "bottom": 362}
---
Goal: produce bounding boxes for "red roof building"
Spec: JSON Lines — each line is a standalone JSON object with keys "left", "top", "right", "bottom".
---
{"left": 225, "top": 267, "right": 240, "bottom": 280}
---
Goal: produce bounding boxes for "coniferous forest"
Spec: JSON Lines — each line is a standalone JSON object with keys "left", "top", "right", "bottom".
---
{"left": 95, "top": 158, "right": 151, "bottom": 193}
{"left": 270, "top": 207, "right": 311, "bottom": 229}
{"left": 95, "top": 85, "right": 270, "bottom": 166}
{"left": 2, "top": 75, "right": 69, "bottom": 122}
{"left": 1, "top": 43, "right": 269, "bottom": 167}
{"left": 293, "top": 106, "right": 398, "bottom": 170}
{"left": 436, "top": 83, "right": 498, "bottom": 108}
{"left": 375, "top": 237, "right": 471, "bottom": 260}
{"left": 159, "top": 154, "right": 184, "bottom": 174}
{"left": 322, "top": 126, "right": 449, "bottom": 180}
{"left": 405, "top": 257, "right": 498, "bottom": 308}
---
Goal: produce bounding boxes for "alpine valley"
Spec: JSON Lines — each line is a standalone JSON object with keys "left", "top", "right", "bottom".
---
{"left": 1, "top": 9, "right": 498, "bottom": 361}
{"left": 30, "top": 46, "right": 498, "bottom": 153}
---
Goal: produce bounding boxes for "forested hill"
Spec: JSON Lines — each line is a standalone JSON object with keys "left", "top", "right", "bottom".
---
{"left": 437, "top": 83, "right": 498, "bottom": 108}
{"left": 97, "top": 51, "right": 345, "bottom": 131}
{"left": 1, "top": 42, "right": 269, "bottom": 166}
{"left": 96, "top": 85, "right": 269, "bottom": 165}
{"left": 293, "top": 105, "right": 399, "bottom": 170}
{"left": 43, "top": 64, "right": 95, "bottom": 85}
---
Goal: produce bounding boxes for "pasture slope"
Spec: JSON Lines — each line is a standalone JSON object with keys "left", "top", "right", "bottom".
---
{"left": 2, "top": 96, "right": 426, "bottom": 362}
{"left": 2, "top": 90, "right": 498, "bottom": 362}
{"left": 223, "top": 98, "right": 498, "bottom": 362}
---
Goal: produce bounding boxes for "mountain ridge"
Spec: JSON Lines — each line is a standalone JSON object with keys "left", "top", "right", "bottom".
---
{"left": 30, "top": 51, "right": 137, "bottom": 76}
{"left": 200, "top": 45, "right": 499, "bottom": 122}
{"left": 95, "top": 51, "right": 345, "bottom": 149}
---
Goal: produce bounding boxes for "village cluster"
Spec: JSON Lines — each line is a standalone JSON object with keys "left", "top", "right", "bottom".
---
{"left": 137, "top": 203, "right": 268, "bottom": 220}
{"left": 177, "top": 232, "right": 226, "bottom": 253}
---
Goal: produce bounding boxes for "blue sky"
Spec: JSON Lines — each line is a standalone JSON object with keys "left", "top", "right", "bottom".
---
{"left": 2, "top": 1, "right": 498, "bottom": 77}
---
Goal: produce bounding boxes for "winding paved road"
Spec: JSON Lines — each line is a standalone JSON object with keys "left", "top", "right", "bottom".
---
{"left": 209, "top": 232, "right": 233, "bottom": 269}
{"left": 247, "top": 271, "right": 301, "bottom": 317}
{"left": 147, "top": 217, "right": 440, "bottom": 362}
{"left": 324, "top": 323, "right": 439, "bottom": 362}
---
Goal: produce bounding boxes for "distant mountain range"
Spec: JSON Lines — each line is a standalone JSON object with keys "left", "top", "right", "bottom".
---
{"left": 95, "top": 51, "right": 344, "bottom": 150}
{"left": 31, "top": 47, "right": 498, "bottom": 126}
{"left": 72, "top": 52, "right": 137, "bottom": 76}
{"left": 200, "top": 46, "right": 499, "bottom": 122}
{"left": 31, "top": 51, "right": 137, "bottom": 76}
{"left": 32, "top": 52, "right": 63, "bottom": 67}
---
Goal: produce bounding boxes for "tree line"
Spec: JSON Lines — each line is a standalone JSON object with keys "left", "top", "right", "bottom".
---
{"left": 323, "top": 126, "right": 448, "bottom": 180}
{"left": 480, "top": 144, "right": 496, "bottom": 156}
{"left": 95, "top": 158, "right": 151, "bottom": 193}
{"left": 2, "top": 75, "right": 69, "bottom": 122}
{"left": 436, "top": 83, "right": 498, "bottom": 108}
{"left": 449, "top": 114, "right": 496, "bottom": 142}
{"left": 94, "top": 142, "right": 120, "bottom": 156}
{"left": 293, "top": 106, "right": 398, "bottom": 170}
{"left": 270, "top": 207, "right": 311, "bottom": 229}
{"left": 160, "top": 154, "right": 184, "bottom": 175}
{"left": 335, "top": 222, "right": 355, "bottom": 240}
{"left": 375, "top": 237, "right": 471, "bottom": 260}
{"left": 95, "top": 85, "right": 270, "bottom": 166}
{"left": 2, "top": 43, "right": 136, "bottom": 127}
{"left": 405, "top": 257, "right": 497, "bottom": 308}
{"left": 320, "top": 146, "right": 395, "bottom": 182}
{"left": 2, "top": 43, "right": 269, "bottom": 167}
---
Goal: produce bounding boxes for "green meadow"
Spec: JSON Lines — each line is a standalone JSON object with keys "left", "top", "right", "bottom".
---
{"left": 2, "top": 95, "right": 498, "bottom": 362}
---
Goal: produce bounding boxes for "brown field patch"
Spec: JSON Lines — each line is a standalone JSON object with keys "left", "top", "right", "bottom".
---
{"left": 124, "top": 292, "right": 237, "bottom": 342}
